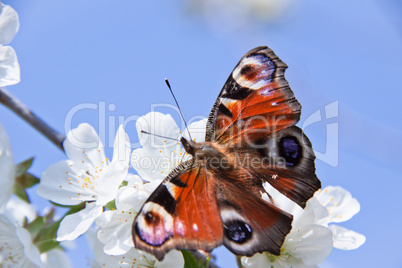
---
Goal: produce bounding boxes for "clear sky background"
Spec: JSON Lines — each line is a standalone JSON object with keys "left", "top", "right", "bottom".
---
{"left": 1, "top": 0, "right": 401, "bottom": 267}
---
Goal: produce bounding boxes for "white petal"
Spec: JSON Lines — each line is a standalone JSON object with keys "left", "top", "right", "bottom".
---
{"left": 96, "top": 201, "right": 135, "bottom": 254}
{"left": 5, "top": 197, "right": 37, "bottom": 224}
{"left": 96, "top": 211, "right": 133, "bottom": 255}
{"left": 0, "top": 215, "right": 44, "bottom": 267}
{"left": 286, "top": 224, "right": 333, "bottom": 265}
{"left": 86, "top": 229, "right": 118, "bottom": 267}
{"left": 241, "top": 253, "right": 318, "bottom": 268}
{"left": 41, "top": 249, "right": 71, "bottom": 268}
{"left": 95, "top": 127, "right": 131, "bottom": 205}
{"left": 116, "top": 185, "right": 149, "bottom": 212}
{"left": 0, "top": 4, "right": 19, "bottom": 45}
{"left": 0, "top": 123, "right": 14, "bottom": 211}
{"left": 95, "top": 163, "right": 128, "bottom": 205}
{"left": 96, "top": 186, "right": 148, "bottom": 255}
{"left": 314, "top": 186, "right": 360, "bottom": 223}
{"left": 125, "top": 174, "right": 145, "bottom": 188}
{"left": 38, "top": 160, "right": 97, "bottom": 205}
{"left": 136, "top": 112, "right": 180, "bottom": 149}
{"left": 111, "top": 125, "right": 131, "bottom": 166}
{"left": 241, "top": 253, "right": 271, "bottom": 268}
{"left": 64, "top": 123, "right": 106, "bottom": 172}
{"left": 328, "top": 225, "right": 366, "bottom": 250}
{"left": 57, "top": 202, "right": 102, "bottom": 241}
{"left": 143, "top": 179, "right": 163, "bottom": 193}
{"left": 155, "top": 250, "right": 184, "bottom": 268}
{"left": 0, "top": 45, "right": 19, "bottom": 86}
{"left": 262, "top": 182, "right": 304, "bottom": 218}
{"left": 16, "top": 226, "right": 44, "bottom": 268}
{"left": 182, "top": 118, "right": 207, "bottom": 143}
{"left": 131, "top": 147, "right": 169, "bottom": 182}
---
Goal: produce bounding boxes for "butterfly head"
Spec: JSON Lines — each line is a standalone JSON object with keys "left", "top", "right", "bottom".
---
{"left": 181, "top": 137, "right": 226, "bottom": 163}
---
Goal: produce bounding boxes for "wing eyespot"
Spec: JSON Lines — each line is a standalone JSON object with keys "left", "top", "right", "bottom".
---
{"left": 224, "top": 220, "right": 253, "bottom": 244}
{"left": 278, "top": 135, "right": 302, "bottom": 167}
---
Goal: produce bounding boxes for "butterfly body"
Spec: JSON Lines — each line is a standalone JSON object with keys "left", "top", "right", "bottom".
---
{"left": 132, "top": 46, "right": 321, "bottom": 260}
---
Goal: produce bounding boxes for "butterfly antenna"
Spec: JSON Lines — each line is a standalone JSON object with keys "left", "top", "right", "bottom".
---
{"left": 165, "top": 78, "right": 193, "bottom": 141}
{"left": 140, "top": 130, "right": 177, "bottom": 141}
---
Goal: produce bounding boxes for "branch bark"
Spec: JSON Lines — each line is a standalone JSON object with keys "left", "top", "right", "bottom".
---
{"left": 0, "top": 87, "right": 65, "bottom": 151}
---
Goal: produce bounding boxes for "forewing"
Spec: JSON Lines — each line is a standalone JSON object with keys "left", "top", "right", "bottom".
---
{"left": 132, "top": 159, "right": 223, "bottom": 261}
{"left": 206, "top": 46, "right": 301, "bottom": 145}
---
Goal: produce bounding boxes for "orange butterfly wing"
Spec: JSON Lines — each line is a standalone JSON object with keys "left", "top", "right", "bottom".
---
{"left": 206, "top": 46, "right": 320, "bottom": 208}
{"left": 132, "top": 160, "right": 223, "bottom": 260}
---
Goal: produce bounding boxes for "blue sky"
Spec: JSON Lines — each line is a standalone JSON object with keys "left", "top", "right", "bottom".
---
{"left": 1, "top": 0, "right": 401, "bottom": 267}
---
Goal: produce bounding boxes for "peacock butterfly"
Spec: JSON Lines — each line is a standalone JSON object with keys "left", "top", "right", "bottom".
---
{"left": 132, "top": 46, "right": 321, "bottom": 260}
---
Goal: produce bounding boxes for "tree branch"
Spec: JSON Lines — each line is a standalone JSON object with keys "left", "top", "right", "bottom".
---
{"left": 0, "top": 87, "right": 65, "bottom": 151}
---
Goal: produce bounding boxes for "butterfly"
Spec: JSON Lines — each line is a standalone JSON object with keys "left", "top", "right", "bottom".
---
{"left": 132, "top": 46, "right": 321, "bottom": 260}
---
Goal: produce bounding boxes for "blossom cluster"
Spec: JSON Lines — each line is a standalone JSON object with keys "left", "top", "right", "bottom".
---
{"left": 0, "top": 107, "right": 366, "bottom": 267}
{"left": 0, "top": 2, "right": 365, "bottom": 267}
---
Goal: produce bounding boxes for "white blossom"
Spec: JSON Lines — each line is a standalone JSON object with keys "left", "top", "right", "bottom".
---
{"left": 0, "top": 214, "right": 43, "bottom": 268}
{"left": 37, "top": 123, "right": 131, "bottom": 241}
{"left": 96, "top": 174, "right": 158, "bottom": 255}
{"left": 0, "top": 3, "right": 20, "bottom": 87}
{"left": 87, "top": 229, "right": 184, "bottom": 268}
{"left": 0, "top": 123, "right": 15, "bottom": 212}
{"left": 131, "top": 111, "right": 206, "bottom": 182}
{"left": 242, "top": 184, "right": 365, "bottom": 267}
{"left": 314, "top": 186, "right": 366, "bottom": 250}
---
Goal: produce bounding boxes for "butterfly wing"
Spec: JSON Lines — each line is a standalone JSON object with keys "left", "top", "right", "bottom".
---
{"left": 206, "top": 46, "right": 320, "bottom": 208}
{"left": 132, "top": 159, "right": 223, "bottom": 261}
{"left": 132, "top": 158, "right": 293, "bottom": 260}
{"left": 214, "top": 168, "right": 293, "bottom": 257}
{"left": 206, "top": 46, "right": 301, "bottom": 145}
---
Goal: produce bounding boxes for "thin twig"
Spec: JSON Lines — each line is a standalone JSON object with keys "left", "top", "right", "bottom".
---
{"left": 0, "top": 87, "right": 65, "bottom": 151}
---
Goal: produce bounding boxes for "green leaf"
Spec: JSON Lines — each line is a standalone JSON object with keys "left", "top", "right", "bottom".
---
{"left": 36, "top": 240, "right": 59, "bottom": 253}
{"left": 26, "top": 217, "right": 45, "bottom": 238}
{"left": 15, "top": 157, "right": 34, "bottom": 177}
{"left": 66, "top": 202, "right": 86, "bottom": 215}
{"left": 182, "top": 250, "right": 201, "bottom": 268}
{"left": 13, "top": 183, "right": 29, "bottom": 203}
{"left": 105, "top": 199, "right": 116, "bottom": 210}
{"left": 16, "top": 172, "right": 40, "bottom": 189}
{"left": 43, "top": 208, "right": 56, "bottom": 222}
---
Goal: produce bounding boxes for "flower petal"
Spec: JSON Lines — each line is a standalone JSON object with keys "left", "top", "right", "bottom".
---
{"left": 0, "top": 3, "right": 19, "bottom": 45}
{"left": 314, "top": 186, "right": 360, "bottom": 223}
{"left": 96, "top": 125, "right": 130, "bottom": 205}
{"left": 0, "top": 45, "right": 19, "bottom": 86}
{"left": 41, "top": 249, "right": 71, "bottom": 268}
{"left": 57, "top": 202, "right": 102, "bottom": 241}
{"left": 16, "top": 226, "right": 44, "bottom": 268}
{"left": 182, "top": 118, "right": 207, "bottom": 143}
{"left": 154, "top": 250, "right": 184, "bottom": 268}
{"left": 96, "top": 185, "right": 151, "bottom": 255}
{"left": 328, "top": 225, "right": 366, "bottom": 250}
{"left": 0, "top": 215, "right": 43, "bottom": 267}
{"left": 95, "top": 163, "right": 128, "bottom": 205}
{"left": 136, "top": 112, "right": 180, "bottom": 149}
{"left": 286, "top": 224, "right": 333, "bottom": 265}
{"left": 64, "top": 123, "right": 107, "bottom": 172}
{"left": 96, "top": 210, "right": 133, "bottom": 255}
{"left": 38, "top": 160, "right": 97, "bottom": 205}
{"left": 111, "top": 125, "right": 131, "bottom": 167}
{"left": 131, "top": 147, "right": 171, "bottom": 182}
{"left": 5, "top": 197, "right": 37, "bottom": 224}
{"left": 0, "top": 123, "right": 14, "bottom": 211}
